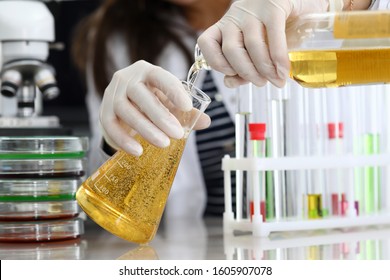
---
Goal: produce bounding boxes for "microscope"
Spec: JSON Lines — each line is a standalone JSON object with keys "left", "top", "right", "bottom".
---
{"left": 0, "top": 0, "right": 69, "bottom": 135}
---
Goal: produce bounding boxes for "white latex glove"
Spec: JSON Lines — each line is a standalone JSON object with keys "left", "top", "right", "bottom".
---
{"left": 197, "top": 0, "right": 330, "bottom": 88}
{"left": 100, "top": 60, "right": 211, "bottom": 156}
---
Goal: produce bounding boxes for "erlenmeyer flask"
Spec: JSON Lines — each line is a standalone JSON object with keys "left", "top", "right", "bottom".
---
{"left": 76, "top": 81, "right": 210, "bottom": 244}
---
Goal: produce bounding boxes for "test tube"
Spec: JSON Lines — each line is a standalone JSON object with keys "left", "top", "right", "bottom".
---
{"left": 338, "top": 86, "right": 360, "bottom": 217}
{"left": 248, "top": 123, "right": 266, "bottom": 222}
{"left": 265, "top": 135, "right": 275, "bottom": 220}
{"left": 325, "top": 88, "right": 344, "bottom": 216}
{"left": 363, "top": 86, "right": 381, "bottom": 214}
{"left": 235, "top": 84, "right": 252, "bottom": 220}
{"left": 377, "top": 84, "right": 388, "bottom": 214}
{"left": 302, "top": 88, "right": 323, "bottom": 219}
{"left": 266, "top": 83, "right": 290, "bottom": 221}
{"left": 285, "top": 81, "right": 307, "bottom": 219}
{"left": 249, "top": 86, "right": 269, "bottom": 220}
{"left": 346, "top": 86, "right": 364, "bottom": 216}
{"left": 327, "top": 122, "right": 344, "bottom": 215}
{"left": 384, "top": 84, "right": 390, "bottom": 214}
{"left": 307, "top": 88, "right": 327, "bottom": 219}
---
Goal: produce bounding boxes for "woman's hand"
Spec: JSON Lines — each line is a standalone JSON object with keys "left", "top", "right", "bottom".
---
{"left": 197, "top": 0, "right": 330, "bottom": 88}
{"left": 100, "top": 60, "right": 211, "bottom": 156}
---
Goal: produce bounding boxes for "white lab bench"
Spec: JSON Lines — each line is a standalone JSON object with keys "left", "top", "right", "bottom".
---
{"left": 1, "top": 217, "right": 390, "bottom": 260}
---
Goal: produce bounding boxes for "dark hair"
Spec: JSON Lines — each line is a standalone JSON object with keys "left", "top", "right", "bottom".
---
{"left": 71, "top": 0, "right": 195, "bottom": 97}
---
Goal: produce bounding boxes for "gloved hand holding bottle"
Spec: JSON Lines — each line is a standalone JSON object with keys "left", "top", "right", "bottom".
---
{"left": 197, "top": 0, "right": 373, "bottom": 89}
{"left": 100, "top": 60, "right": 211, "bottom": 156}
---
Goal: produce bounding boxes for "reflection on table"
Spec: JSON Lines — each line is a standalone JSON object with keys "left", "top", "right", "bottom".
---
{"left": 0, "top": 238, "right": 87, "bottom": 260}
{"left": 224, "top": 226, "right": 390, "bottom": 260}
{"left": 1, "top": 217, "right": 390, "bottom": 260}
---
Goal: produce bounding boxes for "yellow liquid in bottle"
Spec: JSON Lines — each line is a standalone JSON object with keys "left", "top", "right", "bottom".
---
{"left": 76, "top": 136, "right": 186, "bottom": 244}
{"left": 289, "top": 48, "right": 390, "bottom": 88}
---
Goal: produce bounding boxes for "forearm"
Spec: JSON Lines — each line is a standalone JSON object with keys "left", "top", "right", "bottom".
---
{"left": 341, "top": 0, "right": 373, "bottom": 10}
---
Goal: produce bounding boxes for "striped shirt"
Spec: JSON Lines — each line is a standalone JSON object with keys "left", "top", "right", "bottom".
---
{"left": 196, "top": 71, "right": 236, "bottom": 216}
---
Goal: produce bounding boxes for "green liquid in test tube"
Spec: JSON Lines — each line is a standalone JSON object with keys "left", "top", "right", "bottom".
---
{"left": 265, "top": 137, "right": 275, "bottom": 220}
{"left": 363, "top": 133, "right": 380, "bottom": 214}
{"left": 360, "top": 88, "right": 381, "bottom": 215}
{"left": 248, "top": 123, "right": 266, "bottom": 222}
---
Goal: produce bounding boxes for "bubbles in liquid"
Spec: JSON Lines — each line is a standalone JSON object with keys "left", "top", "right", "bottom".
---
{"left": 76, "top": 45, "right": 211, "bottom": 245}
{"left": 76, "top": 136, "right": 186, "bottom": 244}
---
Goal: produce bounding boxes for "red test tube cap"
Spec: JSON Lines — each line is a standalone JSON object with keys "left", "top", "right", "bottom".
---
{"left": 248, "top": 123, "right": 266, "bottom": 140}
{"left": 327, "top": 122, "right": 344, "bottom": 139}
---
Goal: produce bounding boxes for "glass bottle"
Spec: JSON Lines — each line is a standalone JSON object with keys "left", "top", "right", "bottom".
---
{"left": 287, "top": 10, "right": 390, "bottom": 88}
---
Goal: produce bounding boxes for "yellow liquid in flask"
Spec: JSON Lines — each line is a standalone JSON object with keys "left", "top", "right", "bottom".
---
{"left": 289, "top": 48, "right": 390, "bottom": 88}
{"left": 76, "top": 136, "right": 186, "bottom": 244}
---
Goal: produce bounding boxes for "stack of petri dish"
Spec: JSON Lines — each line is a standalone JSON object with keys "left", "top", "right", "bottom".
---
{"left": 0, "top": 136, "right": 88, "bottom": 243}
{"left": 0, "top": 238, "right": 88, "bottom": 260}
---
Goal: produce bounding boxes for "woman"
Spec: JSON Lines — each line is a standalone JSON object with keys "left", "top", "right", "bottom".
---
{"left": 72, "top": 0, "right": 378, "bottom": 219}
{"left": 72, "top": 0, "right": 236, "bottom": 218}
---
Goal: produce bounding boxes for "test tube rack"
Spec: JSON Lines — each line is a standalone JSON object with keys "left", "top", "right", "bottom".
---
{"left": 222, "top": 154, "right": 390, "bottom": 237}
{"left": 223, "top": 82, "right": 390, "bottom": 238}
{"left": 223, "top": 224, "right": 390, "bottom": 260}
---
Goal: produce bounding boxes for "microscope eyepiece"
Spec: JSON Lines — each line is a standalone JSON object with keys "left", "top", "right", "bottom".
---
{"left": 34, "top": 68, "right": 60, "bottom": 100}
{"left": 0, "top": 69, "right": 22, "bottom": 97}
{"left": 39, "top": 82, "right": 60, "bottom": 100}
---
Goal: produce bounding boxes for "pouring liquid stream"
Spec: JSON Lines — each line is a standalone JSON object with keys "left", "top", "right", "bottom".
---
{"left": 186, "top": 57, "right": 209, "bottom": 87}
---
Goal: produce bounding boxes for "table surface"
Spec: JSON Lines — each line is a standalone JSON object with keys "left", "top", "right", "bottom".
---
{"left": 2, "top": 216, "right": 390, "bottom": 260}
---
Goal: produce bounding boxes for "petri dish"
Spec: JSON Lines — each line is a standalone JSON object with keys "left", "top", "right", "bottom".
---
{"left": 0, "top": 238, "right": 87, "bottom": 260}
{"left": 0, "top": 200, "right": 80, "bottom": 221}
{"left": 0, "top": 217, "right": 84, "bottom": 242}
{"left": 0, "top": 136, "right": 89, "bottom": 159}
{"left": 0, "top": 158, "right": 86, "bottom": 178}
{"left": 0, "top": 179, "right": 80, "bottom": 202}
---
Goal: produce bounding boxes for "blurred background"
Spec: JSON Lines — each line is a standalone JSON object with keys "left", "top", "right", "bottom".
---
{"left": 44, "top": 0, "right": 100, "bottom": 136}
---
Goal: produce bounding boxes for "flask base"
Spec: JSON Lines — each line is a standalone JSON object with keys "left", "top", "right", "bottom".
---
{"left": 76, "top": 185, "right": 155, "bottom": 244}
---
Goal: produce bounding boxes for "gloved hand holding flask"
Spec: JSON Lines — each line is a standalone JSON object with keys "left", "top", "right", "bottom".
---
{"left": 77, "top": 72, "right": 211, "bottom": 244}
{"left": 100, "top": 60, "right": 211, "bottom": 157}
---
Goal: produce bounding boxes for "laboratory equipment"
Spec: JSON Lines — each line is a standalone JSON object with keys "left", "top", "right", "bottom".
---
{"left": 304, "top": 89, "right": 327, "bottom": 219}
{"left": 267, "top": 83, "right": 290, "bottom": 220}
{"left": 287, "top": 10, "right": 390, "bottom": 88}
{"left": 0, "top": 238, "right": 87, "bottom": 260}
{"left": 222, "top": 83, "right": 390, "bottom": 237}
{"left": 0, "top": 2, "right": 89, "bottom": 243}
{"left": 0, "top": 179, "right": 80, "bottom": 202}
{"left": 216, "top": 8, "right": 390, "bottom": 238}
{"left": 327, "top": 122, "right": 344, "bottom": 215}
{"left": 0, "top": 136, "right": 88, "bottom": 159}
{"left": 76, "top": 81, "right": 210, "bottom": 244}
{"left": 0, "top": 136, "right": 88, "bottom": 242}
{"left": 235, "top": 84, "right": 252, "bottom": 220}
{"left": 0, "top": 158, "right": 86, "bottom": 178}
{"left": 0, "top": 217, "right": 84, "bottom": 242}
{"left": 0, "top": 200, "right": 79, "bottom": 221}
{"left": 248, "top": 123, "right": 266, "bottom": 222}
{"left": 224, "top": 225, "right": 390, "bottom": 260}
{"left": 0, "top": 0, "right": 65, "bottom": 135}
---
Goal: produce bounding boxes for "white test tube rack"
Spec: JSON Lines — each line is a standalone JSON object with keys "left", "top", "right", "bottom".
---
{"left": 222, "top": 150, "right": 390, "bottom": 237}
{"left": 223, "top": 82, "right": 390, "bottom": 238}
{"left": 223, "top": 225, "right": 390, "bottom": 260}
